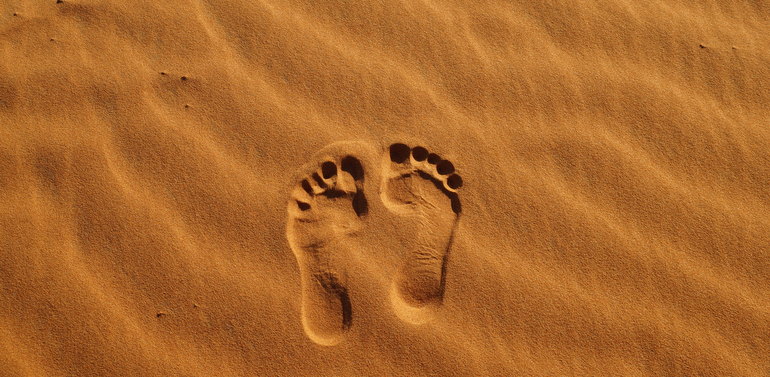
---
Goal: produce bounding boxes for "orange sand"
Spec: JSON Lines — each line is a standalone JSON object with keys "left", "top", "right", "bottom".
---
{"left": 0, "top": 0, "right": 768, "bottom": 376}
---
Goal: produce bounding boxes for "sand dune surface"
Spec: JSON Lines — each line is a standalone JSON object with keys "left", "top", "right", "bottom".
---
{"left": 1, "top": 0, "right": 769, "bottom": 376}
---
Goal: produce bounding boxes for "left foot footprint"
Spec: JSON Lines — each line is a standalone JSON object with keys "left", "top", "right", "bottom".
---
{"left": 286, "top": 150, "right": 367, "bottom": 345}
{"left": 380, "top": 143, "right": 463, "bottom": 324}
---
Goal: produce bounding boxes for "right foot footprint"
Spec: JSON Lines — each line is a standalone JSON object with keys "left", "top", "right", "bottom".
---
{"left": 380, "top": 143, "right": 463, "bottom": 324}
{"left": 286, "top": 152, "right": 367, "bottom": 345}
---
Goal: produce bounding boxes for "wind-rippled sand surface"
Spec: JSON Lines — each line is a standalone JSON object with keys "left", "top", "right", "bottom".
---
{"left": 1, "top": 1, "right": 769, "bottom": 376}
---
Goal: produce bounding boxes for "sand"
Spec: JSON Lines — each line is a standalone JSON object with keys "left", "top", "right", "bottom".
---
{"left": 1, "top": 0, "right": 769, "bottom": 376}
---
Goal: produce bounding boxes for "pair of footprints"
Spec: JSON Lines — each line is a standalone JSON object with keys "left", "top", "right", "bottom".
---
{"left": 286, "top": 143, "right": 463, "bottom": 346}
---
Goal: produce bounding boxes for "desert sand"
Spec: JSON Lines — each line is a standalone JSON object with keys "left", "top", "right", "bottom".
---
{"left": 1, "top": 0, "right": 769, "bottom": 376}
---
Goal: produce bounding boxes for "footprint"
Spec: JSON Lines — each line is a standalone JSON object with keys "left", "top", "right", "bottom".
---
{"left": 380, "top": 143, "right": 463, "bottom": 324}
{"left": 286, "top": 151, "right": 367, "bottom": 346}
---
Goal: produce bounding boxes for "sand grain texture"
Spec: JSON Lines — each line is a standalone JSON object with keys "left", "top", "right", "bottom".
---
{"left": 1, "top": 0, "right": 769, "bottom": 376}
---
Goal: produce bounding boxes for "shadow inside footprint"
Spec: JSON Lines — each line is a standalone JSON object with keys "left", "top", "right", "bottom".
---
{"left": 341, "top": 156, "right": 368, "bottom": 216}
